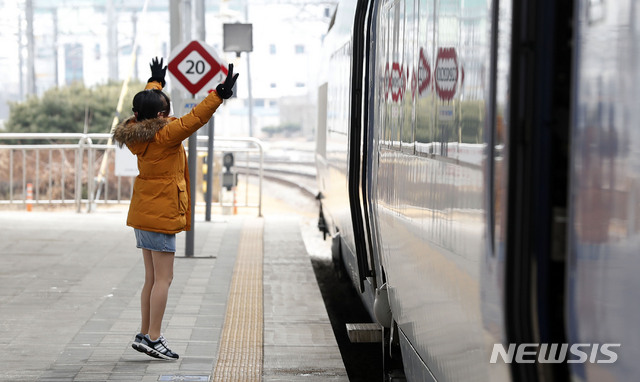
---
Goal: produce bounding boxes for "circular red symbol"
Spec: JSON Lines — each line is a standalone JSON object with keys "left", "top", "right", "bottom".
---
{"left": 390, "top": 62, "right": 405, "bottom": 102}
{"left": 435, "top": 47, "right": 458, "bottom": 101}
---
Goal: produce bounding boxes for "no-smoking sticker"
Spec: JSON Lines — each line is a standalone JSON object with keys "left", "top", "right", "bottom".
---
{"left": 435, "top": 47, "right": 458, "bottom": 101}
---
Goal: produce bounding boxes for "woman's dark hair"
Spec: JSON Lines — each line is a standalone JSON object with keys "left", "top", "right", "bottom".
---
{"left": 132, "top": 89, "right": 171, "bottom": 121}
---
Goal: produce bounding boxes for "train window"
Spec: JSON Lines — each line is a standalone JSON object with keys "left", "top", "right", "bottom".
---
{"left": 401, "top": 0, "right": 417, "bottom": 154}
{"left": 492, "top": 1, "right": 512, "bottom": 257}
{"left": 382, "top": 0, "right": 395, "bottom": 147}
{"left": 433, "top": 2, "right": 460, "bottom": 158}
{"left": 375, "top": 1, "right": 390, "bottom": 147}
{"left": 415, "top": 0, "right": 435, "bottom": 154}
{"left": 390, "top": 1, "right": 402, "bottom": 149}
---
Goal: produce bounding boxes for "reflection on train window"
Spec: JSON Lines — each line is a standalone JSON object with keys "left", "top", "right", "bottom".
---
{"left": 401, "top": 0, "right": 416, "bottom": 153}
{"left": 382, "top": 1, "right": 395, "bottom": 146}
{"left": 415, "top": 0, "right": 434, "bottom": 152}
{"left": 328, "top": 43, "right": 351, "bottom": 135}
{"left": 493, "top": 0, "right": 512, "bottom": 255}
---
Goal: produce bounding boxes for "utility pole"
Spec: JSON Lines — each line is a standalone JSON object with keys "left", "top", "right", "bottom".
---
{"left": 25, "top": 0, "right": 36, "bottom": 95}
{"left": 182, "top": 0, "right": 192, "bottom": 42}
{"left": 170, "top": 0, "right": 182, "bottom": 50}
{"left": 194, "top": 0, "right": 215, "bottom": 222}
{"left": 107, "top": 0, "right": 118, "bottom": 80}
{"left": 132, "top": 12, "right": 138, "bottom": 79}
{"left": 18, "top": 17, "right": 24, "bottom": 100}
{"left": 185, "top": 0, "right": 198, "bottom": 256}
{"left": 245, "top": 0, "right": 254, "bottom": 136}
{"left": 52, "top": 8, "right": 59, "bottom": 87}
{"left": 170, "top": 0, "right": 198, "bottom": 257}
{"left": 195, "top": 0, "right": 205, "bottom": 42}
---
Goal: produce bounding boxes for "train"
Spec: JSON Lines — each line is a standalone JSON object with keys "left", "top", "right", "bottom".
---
{"left": 314, "top": 0, "right": 640, "bottom": 381}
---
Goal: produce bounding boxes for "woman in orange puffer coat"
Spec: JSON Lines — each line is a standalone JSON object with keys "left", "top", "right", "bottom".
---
{"left": 113, "top": 57, "right": 238, "bottom": 360}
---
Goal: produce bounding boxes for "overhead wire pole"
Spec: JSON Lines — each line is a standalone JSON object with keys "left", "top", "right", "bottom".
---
{"left": 52, "top": 8, "right": 59, "bottom": 88}
{"left": 25, "top": 0, "right": 36, "bottom": 95}
{"left": 18, "top": 17, "right": 24, "bottom": 100}
{"left": 181, "top": 0, "right": 198, "bottom": 257}
{"left": 170, "top": 0, "right": 196, "bottom": 256}
{"left": 93, "top": 0, "right": 151, "bottom": 209}
{"left": 195, "top": 0, "right": 215, "bottom": 222}
{"left": 245, "top": 0, "right": 254, "bottom": 136}
{"left": 107, "top": 0, "right": 118, "bottom": 81}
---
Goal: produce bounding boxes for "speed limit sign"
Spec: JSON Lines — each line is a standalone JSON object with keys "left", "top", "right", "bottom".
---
{"left": 168, "top": 40, "right": 228, "bottom": 96}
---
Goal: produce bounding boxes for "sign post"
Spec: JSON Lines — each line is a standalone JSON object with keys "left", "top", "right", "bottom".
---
{"left": 168, "top": 40, "right": 226, "bottom": 257}
{"left": 223, "top": 23, "right": 253, "bottom": 135}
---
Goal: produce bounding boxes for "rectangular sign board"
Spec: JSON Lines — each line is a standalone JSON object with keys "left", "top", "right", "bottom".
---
{"left": 115, "top": 145, "right": 139, "bottom": 177}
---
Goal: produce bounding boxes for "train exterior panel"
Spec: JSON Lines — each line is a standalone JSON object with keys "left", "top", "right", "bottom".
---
{"left": 568, "top": 1, "right": 640, "bottom": 380}
{"left": 317, "top": 0, "right": 640, "bottom": 380}
{"left": 371, "top": 0, "right": 504, "bottom": 380}
{"left": 316, "top": 0, "right": 376, "bottom": 307}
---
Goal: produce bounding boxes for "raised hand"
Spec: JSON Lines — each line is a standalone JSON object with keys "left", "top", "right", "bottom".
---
{"left": 216, "top": 64, "right": 240, "bottom": 99}
{"left": 148, "top": 57, "right": 167, "bottom": 87}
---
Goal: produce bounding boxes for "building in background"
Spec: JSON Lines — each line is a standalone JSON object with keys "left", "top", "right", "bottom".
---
{"left": 0, "top": 0, "right": 335, "bottom": 138}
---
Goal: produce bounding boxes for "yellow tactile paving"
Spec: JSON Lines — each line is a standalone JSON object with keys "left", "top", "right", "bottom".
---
{"left": 212, "top": 218, "right": 264, "bottom": 382}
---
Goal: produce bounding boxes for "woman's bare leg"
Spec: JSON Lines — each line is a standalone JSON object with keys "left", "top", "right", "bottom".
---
{"left": 140, "top": 249, "right": 154, "bottom": 335}
{"left": 148, "top": 250, "right": 175, "bottom": 341}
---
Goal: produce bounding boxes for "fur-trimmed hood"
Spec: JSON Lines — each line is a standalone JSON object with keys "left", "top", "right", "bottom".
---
{"left": 112, "top": 116, "right": 173, "bottom": 153}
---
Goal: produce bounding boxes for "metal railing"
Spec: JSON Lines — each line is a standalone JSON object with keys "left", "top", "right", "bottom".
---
{"left": 0, "top": 133, "right": 263, "bottom": 216}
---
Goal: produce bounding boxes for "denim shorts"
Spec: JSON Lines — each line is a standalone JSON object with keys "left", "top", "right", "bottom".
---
{"left": 134, "top": 228, "right": 176, "bottom": 253}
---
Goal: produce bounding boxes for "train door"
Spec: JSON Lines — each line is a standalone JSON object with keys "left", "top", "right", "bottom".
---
{"left": 488, "top": 0, "right": 574, "bottom": 380}
{"left": 567, "top": 1, "right": 640, "bottom": 380}
{"left": 348, "top": 0, "right": 381, "bottom": 296}
{"left": 482, "top": 0, "right": 511, "bottom": 378}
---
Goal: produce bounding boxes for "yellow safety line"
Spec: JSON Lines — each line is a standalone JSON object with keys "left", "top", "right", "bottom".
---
{"left": 212, "top": 219, "right": 264, "bottom": 382}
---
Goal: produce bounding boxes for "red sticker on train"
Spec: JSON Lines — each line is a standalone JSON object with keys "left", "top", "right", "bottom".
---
{"left": 390, "top": 62, "right": 405, "bottom": 102}
{"left": 435, "top": 47, "right": 458, "bottom": 101}
{"left": 418, "top": 48, "right": 431, "bottom": 96}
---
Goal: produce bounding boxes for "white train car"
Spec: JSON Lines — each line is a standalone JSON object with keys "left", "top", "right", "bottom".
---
{"left": 316, "top": 0, "right": 640, "bottom": 381}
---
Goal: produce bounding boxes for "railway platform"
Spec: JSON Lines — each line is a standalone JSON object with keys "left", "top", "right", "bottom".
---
{"left": 0, "top": 209, "right": 348, "bottom": 382}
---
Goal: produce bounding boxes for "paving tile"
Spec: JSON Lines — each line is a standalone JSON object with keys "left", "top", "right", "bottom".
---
{"left": 0, "top": 212, "right": 347, "bottom": 381}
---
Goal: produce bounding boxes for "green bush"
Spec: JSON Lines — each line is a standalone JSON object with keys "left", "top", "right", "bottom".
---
{"left": 4, "top": 80, "right": 144, "bottom": 136}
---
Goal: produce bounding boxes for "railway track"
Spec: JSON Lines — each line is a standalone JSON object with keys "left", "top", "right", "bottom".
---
{"left": 235, "top": 157, "right": 318, "bottom": 199}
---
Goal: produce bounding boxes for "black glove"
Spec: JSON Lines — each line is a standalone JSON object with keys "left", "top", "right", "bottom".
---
{"left": 148, "top": 57, "right": 167, "bottom": 87}
{"left": 216, "top": 64, "right": 239, "bottom": 99}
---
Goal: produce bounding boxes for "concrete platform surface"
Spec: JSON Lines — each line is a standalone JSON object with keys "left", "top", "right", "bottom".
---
{"left": 0, "top": 210, "right": 348, "bottom": 382}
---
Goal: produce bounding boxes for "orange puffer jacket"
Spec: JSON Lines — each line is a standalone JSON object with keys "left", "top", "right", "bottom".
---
{"left": 113, "top": 81, "right": 223, "bottom": 234}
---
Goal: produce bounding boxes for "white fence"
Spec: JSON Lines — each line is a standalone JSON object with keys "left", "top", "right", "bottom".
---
{"left": 0, "top": 133, "right": 263, "bottom": 215}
